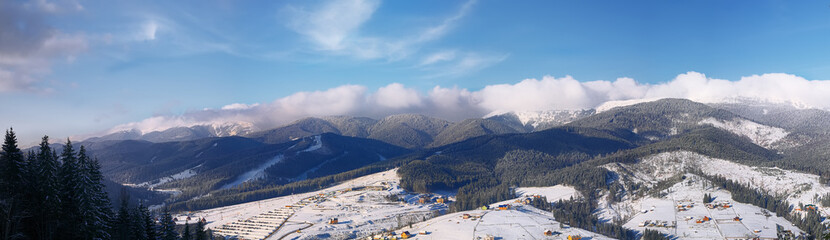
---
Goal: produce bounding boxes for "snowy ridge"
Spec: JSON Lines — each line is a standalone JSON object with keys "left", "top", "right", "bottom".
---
{"left": 512, "top": 110, "right": 594, "bottom": 128}
{"left": 699, "top": 117, "right": 788, "bottom": 148}
{"left": 595, "top": 98, "right": 662, "bottom": 113}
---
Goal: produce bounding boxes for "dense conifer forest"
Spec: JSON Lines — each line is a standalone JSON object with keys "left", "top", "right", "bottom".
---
{"left": 0, "top": 129, "right": 206, "bottom": 240}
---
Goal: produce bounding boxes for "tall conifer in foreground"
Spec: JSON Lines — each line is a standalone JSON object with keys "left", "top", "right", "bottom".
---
{"left": 1, "top": 129, "right": 26, "bottom": 239}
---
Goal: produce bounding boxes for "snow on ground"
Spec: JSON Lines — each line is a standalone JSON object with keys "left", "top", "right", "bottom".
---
{"left": 396, "top": 205, "right": 613, "bottom": 240}
{"left": 221, "top": 154, "right": 285, "bottom": 189}
{"left": 604, "top": 151, "right": 830, "bottom": 206}
{"left": 595, "top": 98, "right": 661, "bottom": 113}
{"left": 131, "top": 164, "right": 202, "bottom": 189}
{"left": 177, "top": 169, "right": 452, "bottom": 240}
{"left": 621, "top": 174, "right": 802, "bottom": 239}
{"left": 698, "top": 117, "right": 788, "bottom": 148}
{"left": 515, "top": 185, "right": 581, "bottom": 202}
{"left": 600, "top": 150, "right": 830, "bottom": 234}
{"left": 299, "top": 135, "right": 322, "bottom": 153}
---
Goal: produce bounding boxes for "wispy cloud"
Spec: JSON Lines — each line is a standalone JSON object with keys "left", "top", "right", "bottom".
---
{"left": 99, "top": 72, "right": 830, "bottom": 137}
{"left": 284, "top": 0, "right": 478, "bottom": 62}
{"left": 285, "top": 0, "right": 380, "bottom": 51}
{"left": 421, "top": 52, "right": 509, "bottom": 78}
{"left": 420, "top": 50, "right": 457, "bottom": 66}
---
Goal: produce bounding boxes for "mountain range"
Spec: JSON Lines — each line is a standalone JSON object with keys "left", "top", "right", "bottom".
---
{"left": 54, "top": 97, "right": 830, "bottom": 239}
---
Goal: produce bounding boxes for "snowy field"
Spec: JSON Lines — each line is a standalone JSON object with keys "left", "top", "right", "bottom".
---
{"left": 175, "top": 171, "right": 609, "bottom": 240}
{"left": 620, "top": 174, "right": 802, "bottom": 239}
{"left": 516, "top": 185, "right": 581, "bottom": 202}
{"left": 395, "top": 205, "right": 613, "bottom": 240}
{"left": 174, "top": 169, "right": 450, "bottom": 240}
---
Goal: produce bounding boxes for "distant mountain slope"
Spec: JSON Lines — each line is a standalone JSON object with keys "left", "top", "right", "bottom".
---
{"left": 86, "top": 122, "right": 255, "bottom": 143}
{"left": 428, "top": 118, "right": 522, "bottom": 148}
{"left": 485, "top": 109, "right": 595, "bottom": 131}
{"left": 246, "top": 114, "right": 522, "bottom": 149}
{"left": 366, "top": 114, "right": 451, "bottom": 149}
{"left": 84, "top": 133, "right": 409, "bottom": 202}
{"left": 566, "top": 98, "right": 740, "bottom": 143}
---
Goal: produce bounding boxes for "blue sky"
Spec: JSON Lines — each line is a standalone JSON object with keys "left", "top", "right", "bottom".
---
{"left": 2, "top": 0, "right": 830, "bottom": 144}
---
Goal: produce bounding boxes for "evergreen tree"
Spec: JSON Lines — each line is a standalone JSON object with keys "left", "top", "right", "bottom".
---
{"left": 130, "top": 204, "right": 149, "bottom": 240}
{"left": 82, "top": 152, "right": 113, "bottom": 240}
{"left": 113, "top": 188, "right": 133, "bottom": 240}
{"left": 182, "top": 222, "right": 192, "bottom": 240}
{"left": 139, "top": 203, "right": 158, "bottom": 240}
{"left": 75, "top": 146, "right": 113, "bottom": 240}
{"left": 1, "top": 128, "right": 26, "bottom": 239}
{"left": 23, "top": 136, "right": 61, "bottom": 239}
{"left": 160, "top": 208, "right": 178, "bottom": 240}
{"left": 195, "top": 219, "right": 207, "bottom": 240}
{"left": 58, "top": 139, "right": 84, "bottom": 238}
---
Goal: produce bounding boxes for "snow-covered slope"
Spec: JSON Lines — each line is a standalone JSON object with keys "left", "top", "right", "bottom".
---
{"left": 699, "top": 118, "right": 788, "bottom": 148}
{"left": 515, "top": 185, "right": 581, "bottom": 202}
{"left": 129, "top": 164, "right": 202, "bottom": 189}
{"left": 620, "top": 174, "right": 802, "bottom": 239}
{"left": 395, "top": 205, "right": 613, "bottom": 240}
{"left": 596, "top": 98, "right": 662, "bottom": 113}
{"left": 604, "top": 151, "right": 830, "bottom": 208}
{"left": 180, "top": 171, "right": 614, "bottom": 240}
{"left": 220, "top": 154, "right": 284, "bottom": 189}
{"left": 486, "top": 109, "right": 595, "bottom": 130}
{"left": 179, "top": 169, "right": 450, "bottom": 240}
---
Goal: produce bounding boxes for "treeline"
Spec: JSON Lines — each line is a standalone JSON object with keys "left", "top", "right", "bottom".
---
{"left": 111, "top": 189, "right": 213, "bottom": 240}
{"left": 641, "top": 229, "right": 671, "bottom": 240}
{"left": 0, "top": 129, "right": 207, "bottom": 240}
{"left": 550, "top": 199, "right": 637, "bottom": 240}
{"left": 0, "top": 129, "right": 111, "bottom": 239}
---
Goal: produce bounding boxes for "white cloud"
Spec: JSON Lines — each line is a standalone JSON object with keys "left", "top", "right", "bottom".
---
{"left": 373, "top": 83, "right": 422, "bottom": 109}
{"left": 100, "top": 72, "right": 830, "bottom": 137}
{"left": 221, "top": 103, "right": 260, "bottom": 110}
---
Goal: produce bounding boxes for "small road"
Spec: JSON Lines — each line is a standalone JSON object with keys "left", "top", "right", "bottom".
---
{"left": 276, "top": 222, "right": 314, "bottom": 240}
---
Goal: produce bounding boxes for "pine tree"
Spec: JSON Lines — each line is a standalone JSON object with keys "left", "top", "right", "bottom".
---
{"left": 139, "top": 203, "right": 158, "bottom": 240}
{"left": 58, "top": 139, "right": 84, "bottom": 238}
{"left": 195, "top": 219, "right": 207, "bottom": 240}
{"left": 181, "top": 222, "right": 192, "bottom": 240}
{"left": 83, "top": 153, "right": 112, "bottom": 240}
{"left": 23, "top": 136, "right": 61, "bottom": 239}
{"left": 1, "top": 128, "right": 26, "bottom": 239}
{"left": 160, "top": 208, "right": 179, "bottom": 240}
{"left": 131, "top": 204, "right": 149, "bottom": 240}
{"left": 113, "top": 188, "right": 133, "bottom": 240}
{"left": 76, "top": 145, "right": 113, "bottom": 240}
